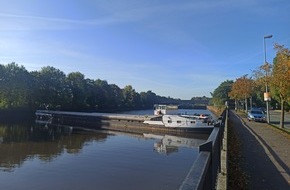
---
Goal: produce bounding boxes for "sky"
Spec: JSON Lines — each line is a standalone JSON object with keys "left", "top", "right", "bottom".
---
{"left": 1, "top": 0, "right": 290, "bottom": 100}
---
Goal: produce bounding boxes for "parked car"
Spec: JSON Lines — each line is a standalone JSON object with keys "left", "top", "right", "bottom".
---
{"left": 247, "top": 109, "right": 266, "bottom": 122}
{"left": 252, "top": 107, "right": 266, "bottom": 113}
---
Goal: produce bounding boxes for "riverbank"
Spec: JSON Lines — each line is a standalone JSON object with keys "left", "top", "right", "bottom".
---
{"left": 0, "top": 109, "right": 35, "bottom": 123}
{"left": 207, "top": 106, "right": 225, "bottom": 117}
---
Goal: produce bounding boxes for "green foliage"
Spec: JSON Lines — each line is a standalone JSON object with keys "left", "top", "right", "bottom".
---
{"left": 67, "top": 72, "right": 86, "bottom": 110}
{"left": 122, "top": 85, "right": 141, "bottom": 109}
{"left": 210, "top": 80, "right": 233, "bottom": 106}
{"left": 33, "top": 66, "right": 71, "bottom": 110}
{"left": 0, "top": 63, "right": 32, "bottom": 109}
{"left": 1, "top": 63, "right": 207, "bottom": 111}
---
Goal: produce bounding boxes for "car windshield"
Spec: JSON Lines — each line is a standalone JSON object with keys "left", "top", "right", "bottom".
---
{"left": 251, "top": 111, "right": 263, "bottom": 114}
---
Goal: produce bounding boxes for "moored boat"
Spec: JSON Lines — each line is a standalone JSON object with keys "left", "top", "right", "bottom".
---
{"left": 35, "top": 112, "right": 53, "bottom": 125}
{"left": 153, "top": 104, "right": 178, "bottom": 115}
{"left": 144, "top": 114, "right": 215, "bottom": 129}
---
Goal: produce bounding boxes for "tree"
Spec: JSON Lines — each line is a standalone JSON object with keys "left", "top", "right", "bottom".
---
{"left": 33, "top": 66, "right": 71, "bottom": 109}
{"left": 252, "top": 56, "right": 279, "bottom": 114}
{"left": 94, "top": 79, "right": 111, "bottom": 110}
{"left": 229, "top": 75, "right": 255, "bottom": 112}
{"left": 108, "top": 84, "right": 123, "bottom": 110}
{"left": 1, "top": 63, "right": 201, "bottom": 112}
{"left": 122, "top": 85, "right": 140, "bottom": 109}
{"left": 0, "top": 63, "right": 32, "bottom": 109}
{"left": 140, "top": 90, "right": 157, "bottom": 108}
{"left": 210, "top": 80, "right": 233, "bottom": 108}
{"left": 270, "top": 44, "right": 290, "bottom": 128}
{"left": 228, "top": 82, "right": 240, "bottom": 111}
{"left": 84, "top": 79, "right": 97, "bottom": 110}
{"left": 67, "top": 72, "right": 86, "bottom": 110}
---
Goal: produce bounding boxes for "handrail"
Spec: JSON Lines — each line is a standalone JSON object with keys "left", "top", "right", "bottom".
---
{"left": 179, "top": 109, "right": 228, "bottom": 190}
{"left": 179, "top": 151, "right": 211, "bottom": 190}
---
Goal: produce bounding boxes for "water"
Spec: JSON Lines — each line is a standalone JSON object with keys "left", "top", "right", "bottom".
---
{"left": 0, "top": 109, "right": 210, "bottom": 190}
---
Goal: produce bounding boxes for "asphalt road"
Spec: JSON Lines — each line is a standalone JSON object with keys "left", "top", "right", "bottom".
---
{"left": 269, "top": 110, "right": 290, "bottom": 130}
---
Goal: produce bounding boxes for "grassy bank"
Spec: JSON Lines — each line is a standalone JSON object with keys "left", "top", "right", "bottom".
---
{"left": 207, "top": 105, "right": 225, "bottom": 117}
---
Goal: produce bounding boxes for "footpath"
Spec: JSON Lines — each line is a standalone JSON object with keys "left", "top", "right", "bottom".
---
{"left": 229, "top": 110, "right": 290, "bottom": 190}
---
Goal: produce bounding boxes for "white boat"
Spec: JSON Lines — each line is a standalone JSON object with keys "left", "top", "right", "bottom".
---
{"left": 162, "top": 114, "right": 213, "bottom": 128}
{"left": 144, "top": 114, "right": 214, "bottom": 128}
{"left": 153, "top": 104, "right": 178, "bottom": 115}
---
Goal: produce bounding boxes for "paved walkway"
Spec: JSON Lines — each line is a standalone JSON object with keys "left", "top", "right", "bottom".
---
{"left": 229, "top": 110, "right": 290, "bottom": 190}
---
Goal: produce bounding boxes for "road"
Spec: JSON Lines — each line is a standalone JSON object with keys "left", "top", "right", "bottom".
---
{"left": 269, "top": 110, "right": 290, "bottom": 130}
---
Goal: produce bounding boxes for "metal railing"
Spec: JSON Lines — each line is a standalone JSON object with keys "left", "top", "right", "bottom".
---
{"left": 179, "top": 109, "right": 228, "bottom": 190}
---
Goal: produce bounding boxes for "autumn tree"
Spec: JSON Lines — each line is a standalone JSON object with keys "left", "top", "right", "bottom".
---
{"left": 229, "top": 75, "right": 255, "bottom": 113}
{"left": 270, "top": 44, "right": 290, "bottom": 128}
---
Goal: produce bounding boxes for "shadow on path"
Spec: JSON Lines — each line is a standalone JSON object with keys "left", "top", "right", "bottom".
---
{"left": 229, "top": 110, "right": 290, "bottom": 190}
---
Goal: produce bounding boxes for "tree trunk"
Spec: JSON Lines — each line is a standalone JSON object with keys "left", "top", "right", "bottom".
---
{"left": 280, "top": 100, "right": 285, "bottom": 128}
{"left": 245, "top": 97, "right": 248, "bottom": 113}
{"left": 235, "top": 99, "right": 237, "bottom": 112}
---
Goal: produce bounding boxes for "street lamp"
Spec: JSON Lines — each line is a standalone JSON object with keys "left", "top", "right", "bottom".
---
{"left": 263, "top": 34, "right": 273, "bottom": 124}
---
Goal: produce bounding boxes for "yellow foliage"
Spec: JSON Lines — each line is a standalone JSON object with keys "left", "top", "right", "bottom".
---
{"left": 229, "top": 75, "right": 255, "bottom": 100}
{"left": 271, "top": 44, "right": 290, "bottom": 101}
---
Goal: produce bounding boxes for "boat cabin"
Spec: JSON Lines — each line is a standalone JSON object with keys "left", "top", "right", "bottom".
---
{"left": 153, "top": 104, "right": 178, "bottom": 116}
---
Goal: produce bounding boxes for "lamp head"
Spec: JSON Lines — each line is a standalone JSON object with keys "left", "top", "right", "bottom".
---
{"left": 264, "top": 35, "right": 273, "bottom": 39}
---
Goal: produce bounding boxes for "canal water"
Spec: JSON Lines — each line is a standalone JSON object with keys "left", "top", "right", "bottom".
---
{"left": 0, "top": 109, "right": 213, "bottom": 190}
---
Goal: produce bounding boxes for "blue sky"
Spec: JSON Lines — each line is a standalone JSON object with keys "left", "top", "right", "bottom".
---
{"left": 1, "top": 0, "right": 290, "bottom": 99}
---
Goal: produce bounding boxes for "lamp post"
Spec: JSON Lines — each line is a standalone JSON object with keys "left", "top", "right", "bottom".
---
{"left": 263, "top": 35, "right": 272, "bottom": 124}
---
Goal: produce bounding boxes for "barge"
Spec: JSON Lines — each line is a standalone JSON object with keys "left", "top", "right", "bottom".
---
{"left": 35, "top": 110, "right": 219, "bottom": 134}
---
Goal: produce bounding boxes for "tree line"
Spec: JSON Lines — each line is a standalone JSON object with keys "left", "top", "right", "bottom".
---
{"left": 211, "top": 44, "right": 290, "bottom": 128}
{"left": 0, "top": 63, "right": 210, "bottom": 112}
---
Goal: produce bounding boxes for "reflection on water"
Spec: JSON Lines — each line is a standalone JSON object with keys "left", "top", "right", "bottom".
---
{"left": 0, "top": 115, "right": 208, "bottom": 190}
{"left": 143, "top": 133, "right": 207, "bottom": 155}
{"left": 0, "top": 123, "right": 108, "bottom": 172}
